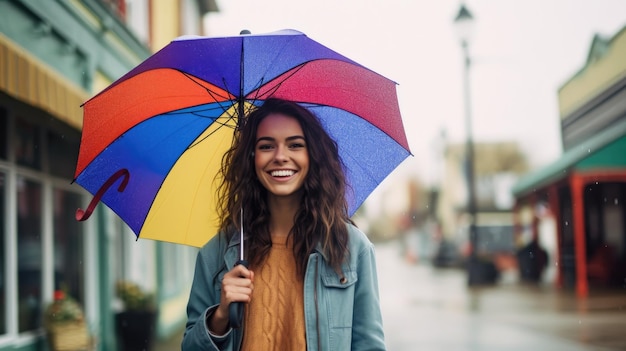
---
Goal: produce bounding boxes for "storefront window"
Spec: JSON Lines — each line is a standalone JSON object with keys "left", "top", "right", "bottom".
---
{"left": 0, "top": 107, "right": 6, "bottom": 160}
{"left": 53, "top": 189, "right": 85, "bottom": 304}
{"left": 15, "top": 119, "right": 41, "bottom": 170}
{"left": 48, "top": 130, "right": 79, "bottom": 179}
{"left": 161, "top": 243, "right": 197, "bottom": 298}
{"left": 603, "top": 183, "right": 625, "bottom": 257}
{"left": 0, "top": 172, "right": 6, "bottom": 334}
{"left": 112, "top": 216, "right": 129, "bottom": 285}
{"left": 17, "top": 177, "right": 42, "bottom": 332}
{"left": 162, "top": 243, "right": 183, "bottom": 297}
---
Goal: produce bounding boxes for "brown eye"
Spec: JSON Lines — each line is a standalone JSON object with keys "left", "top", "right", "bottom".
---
{"left": 289, "top": 142, "right": 306, "bottom": 149}
{"left": 257, "top": 143, "right": 273, "bottom": 150}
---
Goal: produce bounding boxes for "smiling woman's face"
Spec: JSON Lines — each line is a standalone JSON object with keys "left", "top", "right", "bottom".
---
{"left": 254, "top": 113, "right": 310, "bottom": 199}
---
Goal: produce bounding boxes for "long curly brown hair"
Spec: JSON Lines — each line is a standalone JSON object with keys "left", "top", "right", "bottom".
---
{"left": 216, "top": 98, "right": 351, "bottom": 277}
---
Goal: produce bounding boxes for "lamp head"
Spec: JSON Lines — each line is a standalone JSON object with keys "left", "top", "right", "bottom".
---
{"left": 453, "top": 4, "right": 475, "bottom": 46}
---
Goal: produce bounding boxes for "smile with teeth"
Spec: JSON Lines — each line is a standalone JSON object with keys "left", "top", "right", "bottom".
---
{"left": 270, "top": 170, "right": 296, "bottom": 177}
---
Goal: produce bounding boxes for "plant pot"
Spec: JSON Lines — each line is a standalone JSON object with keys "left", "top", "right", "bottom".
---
{"left": 46, "top": 321, "right": 91, "bottom": 351}
{"left": 115, "top": 310, "right": 157, "bottom": 351}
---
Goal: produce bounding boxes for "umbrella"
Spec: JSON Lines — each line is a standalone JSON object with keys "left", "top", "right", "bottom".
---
{"left": 74, "top": 29, "right": 411, "bottom": 248}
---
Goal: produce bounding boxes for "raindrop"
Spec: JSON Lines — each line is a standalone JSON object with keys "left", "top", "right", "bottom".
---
{"left": 615, "top": 198, "right": 620, "bottom": 205}
{"left": 564, "top": 221, "right": 569, "bottom": 226}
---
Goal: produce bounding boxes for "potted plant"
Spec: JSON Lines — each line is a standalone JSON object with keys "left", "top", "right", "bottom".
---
{"left": 44, "top": 290, "right": 91, "bottom": 351}
{"left": 115, "top": 281, "right": 157, "bottom": 351}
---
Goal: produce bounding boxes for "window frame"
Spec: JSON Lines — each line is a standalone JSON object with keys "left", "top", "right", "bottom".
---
{"left": 0, "top": 97, "right": 92, "bottom": 344}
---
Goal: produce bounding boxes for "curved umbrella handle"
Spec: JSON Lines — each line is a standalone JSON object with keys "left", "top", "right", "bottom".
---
{"left": 228, "top": 259, "right": 249, "bottom": 329}
{"left": 76, "top": 169, "right": 130, "bottom": 221}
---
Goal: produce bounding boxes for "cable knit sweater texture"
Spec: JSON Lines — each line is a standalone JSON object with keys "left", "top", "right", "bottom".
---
{"left": 240, "top": 235, "right": 306, "bottom": 350}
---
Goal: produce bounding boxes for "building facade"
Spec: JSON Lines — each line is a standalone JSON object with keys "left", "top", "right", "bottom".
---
{"left": 435, "top": 140, "right": 529, "bottom": 271}
{"left": 513, "top": 25, "right": 626, "bottom": 298}
{"left": 0, "top": 0, "right": 217, "bottom": 349}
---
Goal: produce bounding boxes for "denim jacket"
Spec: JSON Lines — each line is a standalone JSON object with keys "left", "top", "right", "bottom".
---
{"left": 181, "top": 223, "right": 386, "bottom": 351}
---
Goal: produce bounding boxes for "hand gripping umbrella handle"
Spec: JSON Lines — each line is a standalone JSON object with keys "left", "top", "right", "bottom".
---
{"left": 228, "top": 259, "right": 249, "bottom": 329}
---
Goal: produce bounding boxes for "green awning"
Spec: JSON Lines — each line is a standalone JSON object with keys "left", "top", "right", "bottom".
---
{"left": 512, "top": 118, "right": 626, "bottom": 197}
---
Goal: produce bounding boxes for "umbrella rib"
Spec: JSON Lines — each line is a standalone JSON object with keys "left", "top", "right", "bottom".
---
{"left": 219, "top": 76, "right": 239, "bottom": 120}
{"left": 173, "top": 70, "right": 242, "bottom": 149}
{"left": 238, "top": 37, "right": 245, "bottom": 128}
{"left": 181, "top": 71, "right": 231, "bottom": 101}
{"left": 250, "top": 63, "right": 308, "bottom": 102}
{"left": 161, "top": 104, "right": 237, "bottom": 150}
{"left": 179, "top": 71, "right": 240, "bottom": 124}
{"left": 187, "top": 116, "right": 236, "bottom": 149}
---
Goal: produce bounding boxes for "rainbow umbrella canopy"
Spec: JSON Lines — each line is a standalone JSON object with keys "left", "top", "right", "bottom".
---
{"left": 74, "top": 29, "right": 411, "bottom": 248}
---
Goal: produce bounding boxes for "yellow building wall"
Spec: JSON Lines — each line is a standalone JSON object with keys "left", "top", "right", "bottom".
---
{"left": 151, "top": 1, "right": 181, "bottom": 51}
{"left": 558, "top": 27, "right": 626, "bottom": 118}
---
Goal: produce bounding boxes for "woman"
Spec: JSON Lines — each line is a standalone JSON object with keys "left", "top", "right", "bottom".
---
{"left": 182, "top": 98, "right": 386, "bottom": 350}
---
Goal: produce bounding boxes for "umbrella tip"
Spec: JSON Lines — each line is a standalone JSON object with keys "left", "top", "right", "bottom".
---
{"left": 240, "top": 29, "right": 251, "bottom": 35}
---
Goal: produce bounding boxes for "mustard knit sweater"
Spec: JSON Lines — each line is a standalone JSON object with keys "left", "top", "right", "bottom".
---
{"left": 241, "top": 235, "right": 306, "bottom": 350}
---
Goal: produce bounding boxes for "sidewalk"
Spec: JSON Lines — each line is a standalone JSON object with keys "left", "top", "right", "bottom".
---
{"left": 154, "top": 327, "right": 184, "bottom": 351}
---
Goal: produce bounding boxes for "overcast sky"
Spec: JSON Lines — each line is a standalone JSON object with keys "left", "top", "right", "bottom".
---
{"left": 204, "top": 0, "right": 626, "bottom": 200}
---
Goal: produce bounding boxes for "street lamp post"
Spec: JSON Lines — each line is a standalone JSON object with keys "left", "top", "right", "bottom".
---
{"left": 453, "top": 3, "right": 481, "bottom": 286}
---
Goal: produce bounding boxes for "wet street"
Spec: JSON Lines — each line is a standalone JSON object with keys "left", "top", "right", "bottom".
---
{"left": 155, "top": 240, "right": 626, "bottom": 350}
{"left": 376, "top": 240, "right": 626, "bottom": 351}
